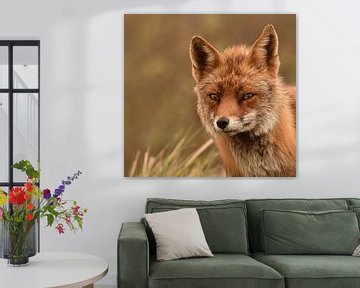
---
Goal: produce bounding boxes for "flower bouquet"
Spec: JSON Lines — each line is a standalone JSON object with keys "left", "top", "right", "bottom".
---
{"left": 0, "top": 160, "right": 87, "bottom": 266}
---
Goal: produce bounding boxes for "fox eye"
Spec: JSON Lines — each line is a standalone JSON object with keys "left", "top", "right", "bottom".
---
{"left": 209, "top": 93, "right": 220, "bottom": 102}
{"left": 242, "top": 93, "right": 254, "bottom": 101}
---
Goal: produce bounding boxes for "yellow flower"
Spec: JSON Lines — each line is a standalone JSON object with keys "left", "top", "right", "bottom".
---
{"left": 0, "top": 189, "right": 7, "bottom": 206}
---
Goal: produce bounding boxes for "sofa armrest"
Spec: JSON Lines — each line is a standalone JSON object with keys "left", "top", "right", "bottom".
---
{"left": 118, "top": 222, "right": 149, "bottom": 288}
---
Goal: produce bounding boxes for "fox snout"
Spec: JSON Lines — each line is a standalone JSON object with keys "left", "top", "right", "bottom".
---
{"left": 213, "top": 113, "right": 258, "bottom": 136}
{"left": 214, "top": 116, "right": 240, "bottom": 135}
{"left": 214, "top": 116, "right": 239, "bottom": 135}
{"left": 216, "top": 117, "right": 229, "bottom": 130}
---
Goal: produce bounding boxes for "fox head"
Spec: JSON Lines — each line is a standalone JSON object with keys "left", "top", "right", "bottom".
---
{"left": 190, "top": 24, "right": 283, "bottom": 137}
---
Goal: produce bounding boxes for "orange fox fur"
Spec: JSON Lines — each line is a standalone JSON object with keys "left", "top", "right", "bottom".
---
{"left": 190, "top": 24, "right": 296, "bottom": 177}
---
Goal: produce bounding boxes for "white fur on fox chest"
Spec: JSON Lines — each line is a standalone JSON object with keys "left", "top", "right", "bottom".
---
{"left": 227, "top": 134, "right": 283, "bottom": 177}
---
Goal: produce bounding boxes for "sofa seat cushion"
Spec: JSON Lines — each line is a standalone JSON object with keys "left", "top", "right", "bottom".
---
{"left": 252, "top": 252, "right": 360, "bottom": 288}
{"left": 149, "top": 254, "right": 284, "bottom": 288}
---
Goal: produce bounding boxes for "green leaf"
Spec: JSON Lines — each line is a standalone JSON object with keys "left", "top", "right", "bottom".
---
{"left": 12, "top": 160, "right": 40, "bottom": 180}
{"left": 46, "top": 205, "right": 60, "bottom": 217}
{"left": 13, "top": 160, "right": 29, "bottom": 170}
{"left": 47, "top": 214, "right": 54, "bottom": 227}
{"left": 75, "top": 216, "right": 83, "bottom": 230}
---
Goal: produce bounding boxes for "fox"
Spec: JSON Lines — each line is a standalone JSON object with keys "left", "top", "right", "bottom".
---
{"left": 189, "top": 24, "right": 296, "bottom": 177}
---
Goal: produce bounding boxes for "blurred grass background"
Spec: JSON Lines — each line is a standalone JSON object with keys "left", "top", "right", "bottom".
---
{"left": 124, "top": 14, "right": 296, "bottom": 176}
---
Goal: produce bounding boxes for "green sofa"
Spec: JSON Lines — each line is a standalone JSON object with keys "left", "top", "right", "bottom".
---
{"left": 118, "top": 198, "right": 360, "bottom": 288}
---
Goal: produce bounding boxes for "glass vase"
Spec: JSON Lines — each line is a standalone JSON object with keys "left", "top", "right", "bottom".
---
{"left": 0, "top": 220, "right": 37, "bottom": 266}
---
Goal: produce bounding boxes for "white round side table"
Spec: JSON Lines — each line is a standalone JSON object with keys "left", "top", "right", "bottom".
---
{"left": 0, "top": 252, "right": 108, "bottom": 288}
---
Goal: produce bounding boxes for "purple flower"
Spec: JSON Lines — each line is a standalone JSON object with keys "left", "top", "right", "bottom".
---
{"left": 54, "top": 188, "right": 63, "bottom": 199}
{"left": 43, "top": 189, "right": 51, "bottom": 200}
{"left": 54, "top": 170, "right": 82, "bottom": 199}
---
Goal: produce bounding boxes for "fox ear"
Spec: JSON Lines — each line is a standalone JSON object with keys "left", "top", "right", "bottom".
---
{"left": 190, "top": 36, "right": 221, "bottom": 82}
{"left": 250, "top": 24, "right": 280, "bottom": 74}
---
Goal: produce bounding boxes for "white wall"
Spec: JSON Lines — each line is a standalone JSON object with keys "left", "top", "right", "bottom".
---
{"left": 1, "top": 0, "right": 360, "bottom": 286}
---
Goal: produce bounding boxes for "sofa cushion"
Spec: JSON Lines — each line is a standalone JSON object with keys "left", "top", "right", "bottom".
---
{"left": 145, "top": 208, "right": 213, "bottom": 261}
{"left": 349, "top": 205, "right": 360, "bottom": 228}
{"left": 261, "top": 209, "right": 359, "bottom": 255}
{"left": 347, "top": 199, "right": 360, "bottom": 229}
{"left": 146, "top": 198, "right": 249, "bottom": 254}
{"left": 149, "top": 254, "right": 284, "bottom": 288}
{"left": 246, "top": 198, "right": 349, "bottom": 252}
{"left": 347, "top": 198, "right": 360, "bottom": 207}
{"left": 252, "top": 252, "right": 360, "bottom": 288}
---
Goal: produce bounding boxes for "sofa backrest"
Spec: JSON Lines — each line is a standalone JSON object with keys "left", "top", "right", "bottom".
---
{"left": 348, "top": 198, "right": 360, "bottom": 207}
{"left": 145, "top": 198, "right": 249, "bottom": 255}
{"left": 245, "top": 198, "right": 350, "bottom": 252}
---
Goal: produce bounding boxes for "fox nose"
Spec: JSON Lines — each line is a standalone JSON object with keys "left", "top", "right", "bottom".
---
{"left": 216, "top": 118, "right": 229, "bottom": 130}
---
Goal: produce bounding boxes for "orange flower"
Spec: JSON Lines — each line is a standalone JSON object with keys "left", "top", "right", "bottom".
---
{"left": 26, "top": 214, "right": 33, "bottom": 221}
{"left": 26, "top": 203, "right": 34, "bottom": 210}
{"left": 24, "top": 193, "right": 31, "bottom": 200}
{"left": 25, "top": 182, "right": 33, "bottom": 192}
